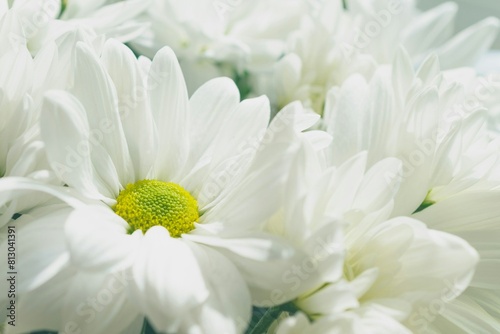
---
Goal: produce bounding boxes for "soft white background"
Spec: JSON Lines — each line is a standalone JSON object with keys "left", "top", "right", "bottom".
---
{"left": 419, "top": 0, "right": 500, "bottom": 49}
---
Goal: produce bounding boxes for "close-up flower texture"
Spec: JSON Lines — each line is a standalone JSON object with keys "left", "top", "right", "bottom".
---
{"left": 1, "top": 0, "right": 500, "bottom": 333}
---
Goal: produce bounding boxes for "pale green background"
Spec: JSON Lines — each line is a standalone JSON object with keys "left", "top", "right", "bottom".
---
{"left": 418, "top": 0, "right": 500, "bottom": 49}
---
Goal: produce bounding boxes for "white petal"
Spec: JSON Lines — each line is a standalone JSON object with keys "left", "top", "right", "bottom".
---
{"left": 74, "top": 0, "right": 150, "bottom": 42}
{"left": 1, "top": 204, "right": 71, "bottom": 292}
{"left": 352, "top": 157, "right": 402, "bottom": 214}
{"left": 415, "top": 54, "right": 440, "bottom": 85}
{"left": 401, "top": 2, "right": 457, "bottom": 57}
{"left": 0, "top": 177, "right": 86, "bottom": 215}
{"left": 101, "top": 38, "right": 157, "bottom": 180}
{"left": 41, "top": 90, "right": 116, "bottom": 202}
{"left": 431, "top": 294, "right": 500, "bottom": 333}
{"left": 327, "top": 152, "right": 368, "bottom": 216}
{"left": 276, "top": 312, "right": 311, "bottom": 334}
{"left": 358, "top": 217, "right": 479, "bottom": 304}
{"left": 413, "top": 190, "right": 500, "bottom": 233}
{"left": 207, "top": 95, "right": 270, "bottom": 175}
{"left": 303, "top": 221, "right": 345, "bottom": 284}
{"left": 149, "top": 46, "right": 190, "bottom": 181}
{"left": 6, "top": 141, "right": 46, "bottom": 177}
{"left": 186, "top": 77, "right": 240, "bottom": 169}
{"left": 195, "top": 235, "right": 317, "bottom": 306}
{"left": 391, "top": 47, "right": 415, "bottom": 103}
{"left": 437, "top": 17, "right": 500, "bottom": 69}
{"left": 200, "top": 149, "right": 290, "bottom": 234}
{"left": 64, "top": 206, "right": 139, "bottom": 273}
{"left": 326, "top": 75, "right": 369, "bottom": 166}
{"left": 184, "top": 232, "right": 295, "bottom": 261}
{"left": 61, "top": 271, "right": 141, "bottom": 334}
{"left": 130, "top": 227, "right": 209, "bottom": 333}
{"left": 6, "top": 268, "right": 74, "bottom": 334}
{"left": 0, "top": 13, "right": 25, "bottom": 56}
{"left": 296, "top": 281, "right": 359, "bottom": 315}
{"left": 72, "top": 42, "right": 133, "bottom": 185}
{"left": 278, "top": 101, "right": 321, "bottom": 133}
{"left": 178, "top": 242, "right": 251, "bottom": 334}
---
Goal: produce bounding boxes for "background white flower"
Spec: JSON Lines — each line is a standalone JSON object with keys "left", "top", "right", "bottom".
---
{"left": 255, "top": 0, "right": 499, "bottom": 117}
{"left": 321, "top": 46, "right": 500, "bottom": 333}
{"left": 130, "top": 0, "right": 309, "bottom": 94}
{"left": 342, "top": 0, "right": 499, "bottom": 67}
{"left": 2, "top": 0, "right": 149, "bottom": 55}
{"left": 267, "top": 140, "right": 479, "bottom": 333}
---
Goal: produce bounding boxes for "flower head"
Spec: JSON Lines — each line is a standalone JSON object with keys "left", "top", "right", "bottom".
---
{"left": 0, "top": 39, "right": 306, "bottom": 333}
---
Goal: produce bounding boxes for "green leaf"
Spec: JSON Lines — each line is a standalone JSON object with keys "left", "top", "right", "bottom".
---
{"left": 245, "top": 303, "right": 299, "bottom": 334}
{"left": 140, "top": 318, "right": 157, "bottom": 334}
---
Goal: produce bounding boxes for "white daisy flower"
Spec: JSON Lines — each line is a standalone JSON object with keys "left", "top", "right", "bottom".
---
{"left": 129, "top": 0, "right": 308, "bottom": 94}
{"left": 410, "top": 113, "right": 500, "bottom": 332}
{"left": 267, "top": 140, "right": 478, "bottom": 333}
{"left": 259, "top": 0, "right": 499, "bottom": 117}
{"left": 342, "top": 0, "right": 499, "bottom": 67}
{"left": 0, "top": 9, "right": 89, "bottom": 226}
{"left": 322, "top": 47, "right": 500, "bottom": 332}
{"left": 323, "top": 48, "right": 500, "bottom": 214}
{"left": 0, "top": 40, "right": 306, "bottom": 333}
{"left": 267, "top": 9, "right": 377, "bottom": 115}
{"left": 3, "top": 0, "right": 149, "bottom": 55}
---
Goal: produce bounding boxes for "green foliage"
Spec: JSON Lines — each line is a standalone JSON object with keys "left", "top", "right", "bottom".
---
{"left": 245, "top": 303, "right": 299, "bottom": 334}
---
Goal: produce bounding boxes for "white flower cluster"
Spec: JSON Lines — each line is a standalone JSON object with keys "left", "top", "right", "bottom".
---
{"left": 1, "top": 0, "right": 500, "bottom": 333}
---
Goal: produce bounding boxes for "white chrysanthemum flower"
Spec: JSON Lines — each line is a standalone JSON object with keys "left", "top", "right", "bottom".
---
{"left": 0, "top": 9, "right": 88, "bottom": 225}
{"left": 0, "top": 39, "right": 308, "bottom": 333}
{"left": 342, "top": 0, "right": 499, "bottom": 67}
{"left": 409, "top": 114, "right": 500, "bottom": 332}
{"left": 322, "top": 47, "right": 500, "bottom": 333}
{"left": 324, "top": 48, "right": 500, "bottom": 215}
{"left": 0, "top": 6, "right": 117, "bottom": 230}
{"left": 268, "top": 140, "right": 478, "bottom": 333}
{"left": 2, "top": 0, "right": 149, "bottom": 54}
{"left": 130, "top": 0, "right": 308, "bottom": 93}
{"left": 268, "top": 10, "right": 377, "bottom": 115}
{"left": 261, "top": 0, "right": 499, "bottom": 117}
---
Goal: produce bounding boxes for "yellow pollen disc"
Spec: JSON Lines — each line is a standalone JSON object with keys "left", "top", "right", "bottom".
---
{"left": 114, "top": 180, "right": 199, "bottom": 237}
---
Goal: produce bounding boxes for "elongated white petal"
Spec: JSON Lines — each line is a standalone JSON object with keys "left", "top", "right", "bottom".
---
{"left": 101, "top": 38, "right": 157, "bottom": 180}
{"left": 149, "top": 46, "right": 190, "bottom": 181}
{"left": 437, "top": 17, "right": 500, "bottom": 69}
{"left": 401, "top": 2, "right": 457, "bottom": 57}
{"left": 207, "top": 95, "right": 270, "bottom": 177}
{"left": 326, "top": 75, "right": 369, "bottom": 166}
{"left": 187, "top": 77, "right": 240, "bottom": 168}
{"left": 184, "top": 232, "right": 295, "bottom": 262}
{"left": 178, "top": 242, "right": 251, "bottom": 334}
{"left": 413, "top": 190, "right": 500, "bottom": 233}
{"left": 130, "top": 227, "right": 209, "bottom": 333}
{"left": 73, "top": 42, "right": 132, "bottom": 186}
{"left": 41, "top": 91, "right": 115, "bottom": 202}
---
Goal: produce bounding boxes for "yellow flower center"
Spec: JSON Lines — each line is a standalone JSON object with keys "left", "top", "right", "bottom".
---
{"left": 114, "top": 180, "right": 199, "bottom": 237}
